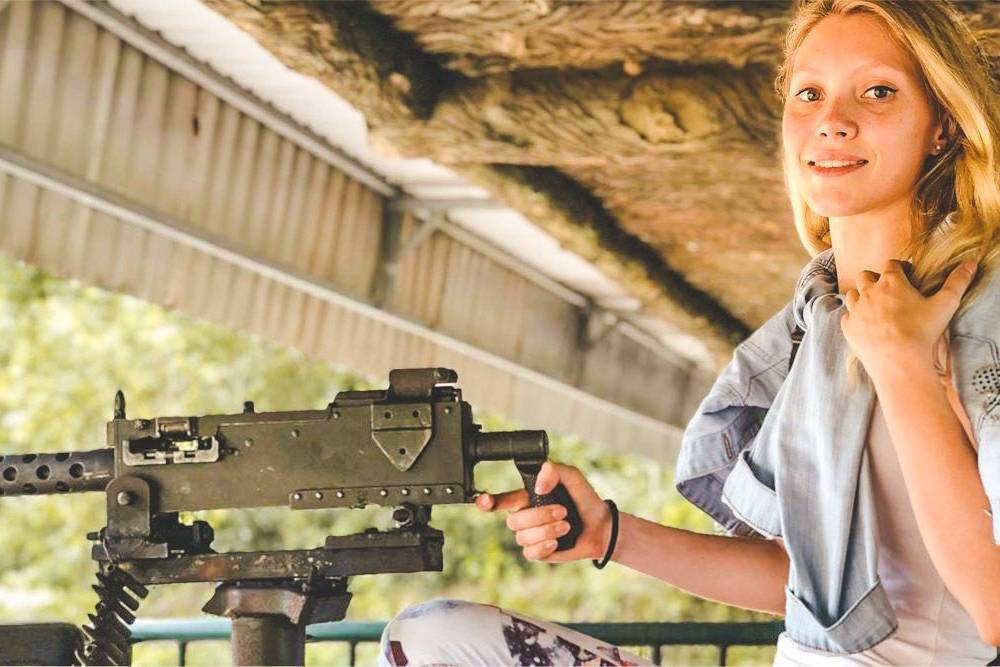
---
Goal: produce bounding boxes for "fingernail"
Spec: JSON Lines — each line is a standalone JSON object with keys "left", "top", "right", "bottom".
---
{"left": 556, "top": 522, "right": 570, "bottom": 535}
{"left": 545, "top": 540, "right": 557, "bottom": 550}
{"left": 551, "top": 506, "right": 566, "bottom": 520}
{"left": 963, "top": 260, "right": 979, "bottom": 273}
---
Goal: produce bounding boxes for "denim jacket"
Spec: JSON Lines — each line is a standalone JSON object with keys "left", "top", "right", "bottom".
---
{"left": 675, "top": 248, "right": 1000, "bottom": 654}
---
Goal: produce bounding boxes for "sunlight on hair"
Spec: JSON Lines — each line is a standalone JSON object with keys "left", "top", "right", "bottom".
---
{"left": 774, "top": 0, "right": 1000, "bottom": 386}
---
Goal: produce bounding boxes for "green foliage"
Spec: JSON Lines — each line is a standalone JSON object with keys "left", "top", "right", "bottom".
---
{"left": 0, "top": 255, "right": 777, "bottom": 664}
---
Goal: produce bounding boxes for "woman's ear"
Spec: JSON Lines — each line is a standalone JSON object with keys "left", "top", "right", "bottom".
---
{"left": 935, "top": 111, "right": 960, "bottom": 150}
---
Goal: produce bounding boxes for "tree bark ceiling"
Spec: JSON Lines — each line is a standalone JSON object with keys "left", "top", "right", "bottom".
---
{"left": 203, "top": 0, "right": 1000, "bottom": 365}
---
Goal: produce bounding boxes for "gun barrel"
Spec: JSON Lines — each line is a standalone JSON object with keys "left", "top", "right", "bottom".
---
{"left": 473, "top": 430, "right": 549, "bottom": 463}
{"left": 0, "top": 448, "right": 114, "bottom": 497}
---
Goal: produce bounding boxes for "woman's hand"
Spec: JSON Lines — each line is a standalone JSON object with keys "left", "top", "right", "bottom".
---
{"left": 475, "top": 461, "right": 612, "bottom": 564}
{"left": 841, "top": 258, "right": 978, "bottom": 379}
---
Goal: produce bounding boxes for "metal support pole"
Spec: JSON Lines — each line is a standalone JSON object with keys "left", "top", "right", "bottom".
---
{"left": 371, "top": 200, "right": 408, "bottom": 308}
{"left": 202, "top": 580, "right": 351, "bottom": 667}
{"left": 230, "top": 615, "right": 305, "bottom": 666}
{"left": 372, "top": 204, "right": 446, "bottom": 308}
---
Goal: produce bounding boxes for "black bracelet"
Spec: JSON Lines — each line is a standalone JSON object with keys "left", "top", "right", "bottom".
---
{"left": 592, "top": 499, "right": 619, "bottom": 570}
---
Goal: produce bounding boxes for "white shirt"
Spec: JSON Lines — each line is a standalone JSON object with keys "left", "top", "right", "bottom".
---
{"left": 774, "top": 361, "right": 998, "bottom": 666}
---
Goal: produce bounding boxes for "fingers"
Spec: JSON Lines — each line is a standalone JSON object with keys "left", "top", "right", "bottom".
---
{"left": 539, "top": 461, "right": 587, "bottom": 498}
{"left": 856, "top": 270, "right": 879, "bottom": 289}
{"left": 522, "top": 539, "right": 559, "bottom": 561}
{"left": 474, "top": 493, "right": 493, "bottom": 511}
{"left": 507, "top": 503, "right": 567, "bottom": 532}
{"left": 517, "top": 512, "right": 572, "bottom": 562}
{"left": 879, "top": 259, "right": 914, "bottom": 283}
{"left": 480, "top": 460, "right": 599, "bottom": 564}
{"left": 934, "top": 260, "right": 978, "bottom": 303}
{"left": 513, "top": 518, "right": 572, "bottom": 548}
{"left": 534, "top": 460, "right": 559, "bottom": 494}
{"left": 475, "top": 490, "right": 566, "bottom": 561}
{"left": 880, "top": 259, "right": 905, "bottom": 275}
{"left": 843, "top": 288, "right": 859, "bottom": 313}
{"left": 475, "top": 489, "right": 529, "bottom": 513}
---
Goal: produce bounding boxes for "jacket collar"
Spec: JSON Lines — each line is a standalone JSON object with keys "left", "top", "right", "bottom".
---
{"left": 792, "top": 248, "right": 838, "bottom": 332}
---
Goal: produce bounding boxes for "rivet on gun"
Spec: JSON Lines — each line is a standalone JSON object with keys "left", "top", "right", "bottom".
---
{"left": 445, "top": 487, "right": 454, "bottom": 495}
{"left": 116, "top": 491, "right": 134, "bottom": 506}
{"left": 243, "top": 438, "right": 253, "bottom": 448}
{"left": 314, "top": 492, "right": 323, "bottom": 500}
{"left": 335, "top": 490, "right": 345, "bottom": 498}
{"left": 444, "top": 407, "right": 452, "bottom": 414}
{"left": 292, "top": 492, "right": 303, "bottom": 501}
{"left": 291, "top": 429, "right": 300, "bottom": 438}
{"left": 422, "top": 487, "right": 432, "bottom": 495}
{"left": 379, "top": 489, "right": 388, "bottom": 497}
{"left": 400, "top": 488, "right": 410, "bottom": 496}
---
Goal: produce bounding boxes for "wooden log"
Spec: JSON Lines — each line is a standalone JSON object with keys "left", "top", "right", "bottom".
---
{"left": 369, "top": 65, "right": 781, "bottom": 166}
{"left": 564, "top": 158, "right": 809, "bottom": 329}
{"left": 372, "top": 0, "right": 1000, "bottom": 80}
{"left": 370, "top": 1, "right": 794, "bottom": 75}
{"left": 201, "top": 0, "right": 455, "bottom": 123}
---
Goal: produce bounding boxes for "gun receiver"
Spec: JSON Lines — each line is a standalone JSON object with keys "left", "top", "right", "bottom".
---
{"left": 0, "top": 368, "right": 583, "bottom": 666}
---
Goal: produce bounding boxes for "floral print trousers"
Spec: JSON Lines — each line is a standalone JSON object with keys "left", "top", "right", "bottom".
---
{"left": 378, "top": 599, "right": 655, "bottom": 666}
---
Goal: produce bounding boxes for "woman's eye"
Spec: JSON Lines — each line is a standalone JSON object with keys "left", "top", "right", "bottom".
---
{"left": 795, "top": 87, "right": 821, "bottom": 102}
{"left": 862, "top": 85, "right": 897, "bottom": 100}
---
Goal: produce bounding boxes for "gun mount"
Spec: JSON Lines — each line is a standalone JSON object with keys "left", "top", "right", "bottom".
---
{"left": 0, "top": 368, "right": 583, "bottom": 665}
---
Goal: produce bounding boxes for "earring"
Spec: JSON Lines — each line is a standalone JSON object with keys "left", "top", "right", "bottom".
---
{"left": 934, "top": 143, "right": 943, "bottom": 153}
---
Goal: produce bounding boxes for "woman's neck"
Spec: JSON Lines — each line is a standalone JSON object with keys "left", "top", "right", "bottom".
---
{"left": 829, "top": 200, "right": 913, "bottom": 294}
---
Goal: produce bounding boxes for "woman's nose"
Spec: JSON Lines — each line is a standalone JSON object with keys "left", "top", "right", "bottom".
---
{"left": 815, "top": 101, "right": 858, "bottom": 140}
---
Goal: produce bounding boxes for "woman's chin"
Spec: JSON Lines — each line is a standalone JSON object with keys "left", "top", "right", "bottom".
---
{"left": 804, "top": 197, "right": 870, "bottom": 219}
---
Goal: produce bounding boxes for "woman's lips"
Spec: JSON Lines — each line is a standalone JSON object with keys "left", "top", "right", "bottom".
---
{"left": 808, "top": 160, "right": 868, "bottom": 177}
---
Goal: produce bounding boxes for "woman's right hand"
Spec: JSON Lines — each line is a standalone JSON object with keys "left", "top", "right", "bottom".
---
{"left": 474, "top": 461, "right": 613, "bottom": 563}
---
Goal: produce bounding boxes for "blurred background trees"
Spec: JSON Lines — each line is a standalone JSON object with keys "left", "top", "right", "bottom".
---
{"left": 0, "top": 255, "right": 778, "bottom": 665}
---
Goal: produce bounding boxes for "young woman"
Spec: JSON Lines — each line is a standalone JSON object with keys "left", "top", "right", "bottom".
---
{"left": 379, "top": 1, "right": 1000, "bottom": 664}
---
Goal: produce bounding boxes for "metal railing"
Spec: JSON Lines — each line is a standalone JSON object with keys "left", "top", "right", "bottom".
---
{"left": 130, "top": 618, "right": 786, "bottom": 665}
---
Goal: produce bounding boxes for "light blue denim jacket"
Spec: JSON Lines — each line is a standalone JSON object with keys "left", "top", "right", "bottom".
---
{"left": 675, "top": 248, "right": 1000, "bottom": 654}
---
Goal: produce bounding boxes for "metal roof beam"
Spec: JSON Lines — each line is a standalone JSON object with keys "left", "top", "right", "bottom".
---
{"left": 397, "top": 197, "right": 509, "bottom": 212}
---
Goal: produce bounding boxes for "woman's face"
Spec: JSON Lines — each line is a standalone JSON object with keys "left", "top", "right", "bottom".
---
{"left": 782, "top": 13, "right": 944, "bottom": 219}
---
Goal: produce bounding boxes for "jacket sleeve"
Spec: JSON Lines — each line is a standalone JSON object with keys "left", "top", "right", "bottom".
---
{"left": 949, "top": 264, "right": 1000, "bottom": 544}
{"left": 674, "top": 301, "right": 798, "bottom": 538}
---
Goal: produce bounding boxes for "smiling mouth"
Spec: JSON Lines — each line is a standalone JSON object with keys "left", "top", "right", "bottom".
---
{"left": 807, "top": 160, "right": 868, "bottom": 176}
{"left": 808, "top": 160, "right": 868, "bottom": 167}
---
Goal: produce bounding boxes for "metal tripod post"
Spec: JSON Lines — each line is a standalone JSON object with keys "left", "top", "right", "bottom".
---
{"left": 202, "top": 580, "right": 352, "bottom": 666}
{"left": 230, "top": 615, "right": 305, "bottom": 666}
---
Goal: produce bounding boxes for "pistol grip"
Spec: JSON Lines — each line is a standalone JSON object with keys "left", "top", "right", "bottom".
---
{"left": 515, "top": 462, "right": 583, "bottom": 552}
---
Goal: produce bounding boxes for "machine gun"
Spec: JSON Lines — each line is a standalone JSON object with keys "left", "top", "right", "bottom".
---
{"left": 0, "top": 368, "right": 583, "bottom": 666}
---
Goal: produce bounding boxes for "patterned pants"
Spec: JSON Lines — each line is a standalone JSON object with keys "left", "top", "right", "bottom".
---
{"left": 378, "top": 598, "right": 655, "bottom": 666}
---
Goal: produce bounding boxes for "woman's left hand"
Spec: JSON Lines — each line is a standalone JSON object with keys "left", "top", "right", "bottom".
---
{"left": 841, "top": 259, "right": 978, "bottom": 379}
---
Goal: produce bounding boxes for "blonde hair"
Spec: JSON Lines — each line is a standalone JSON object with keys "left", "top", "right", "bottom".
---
{"left": 775, "top": 0, "right": 1000, "bottom": 382}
